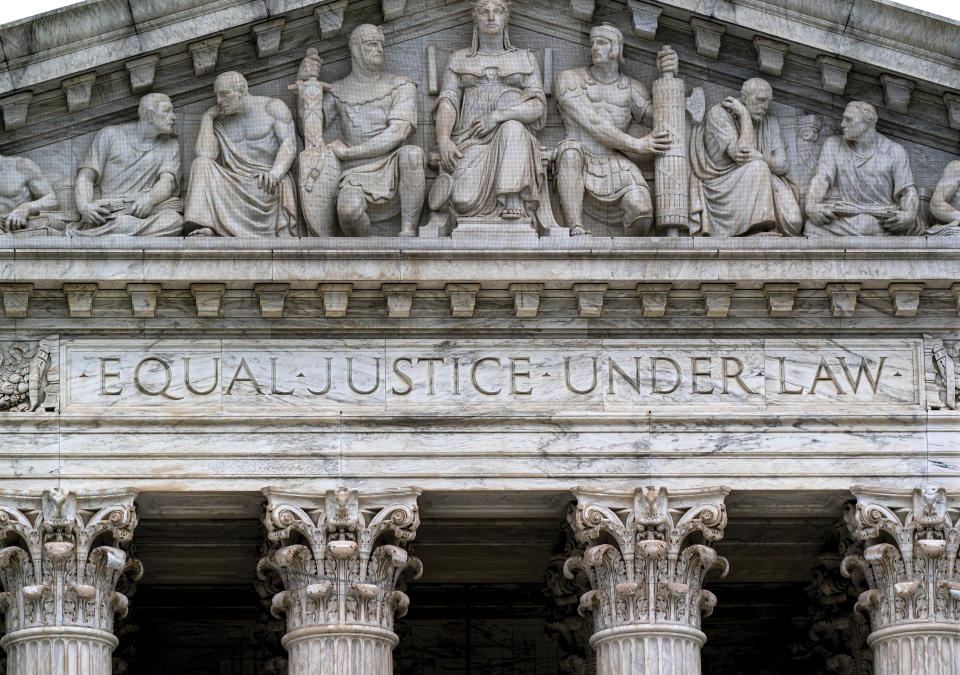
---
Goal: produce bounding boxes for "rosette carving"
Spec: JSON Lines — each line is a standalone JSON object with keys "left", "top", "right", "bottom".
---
{"left": 0, "top": 488, "right": 141, "bottom": 636}
{"left": 841, "top": 485, "right": 960, "bottom": 631}
{"left": 258, "top": 487, "right": 423, "bottom": 636}
{"left": 564, "top": 486, "right": 730, "bottom": 635}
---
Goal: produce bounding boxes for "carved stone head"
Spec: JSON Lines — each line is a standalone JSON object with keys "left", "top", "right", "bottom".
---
{"left": 349, "top": 24, "right": 384, "bottom": 71}
{"left": 213, "top": 71, "right": 248, "bottom": 116}
{"left": 470, "top": 0, "right": 513, "bottom": 54}
{"left": 589, "top": 23, "right": 624, "bottom": 66}
{"left": 740, "top": 78, "right": 773, "bottom": 122}
{"left": 138, "top": 92, "right": 175, "bottom": 135}
{"left": 841, "top": 101, "right": 878, "bottom": 142}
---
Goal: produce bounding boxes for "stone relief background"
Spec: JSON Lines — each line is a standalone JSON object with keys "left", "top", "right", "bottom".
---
{"left": 0, "top": 0, "right": 956, "bottom": 236}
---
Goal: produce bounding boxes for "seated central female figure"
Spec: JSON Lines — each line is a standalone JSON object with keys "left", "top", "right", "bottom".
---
{"left": 432, "top": 0, "right": 548, "bottom": 224}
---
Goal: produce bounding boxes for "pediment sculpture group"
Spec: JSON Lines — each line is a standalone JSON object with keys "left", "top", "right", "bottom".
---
{"left": 2, "top": 0, "right": 959, "bottom": 239}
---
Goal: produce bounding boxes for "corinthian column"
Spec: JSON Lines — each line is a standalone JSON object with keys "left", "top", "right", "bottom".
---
{"left": 842, "top": 485, "right": 960, "bottom": 674}
{"left": 0, "top": 488, "right": 141, "bottom": 675}
{"left": 259, "top": 487, "right": 422, "bottom": 675}
{"left": 564, "top": 486, "right": 730, "bottom": 674}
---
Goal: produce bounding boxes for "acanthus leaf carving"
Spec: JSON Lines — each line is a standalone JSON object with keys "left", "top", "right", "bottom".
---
{"left": 259, "top": 486, "right": 422, "bottom": 636}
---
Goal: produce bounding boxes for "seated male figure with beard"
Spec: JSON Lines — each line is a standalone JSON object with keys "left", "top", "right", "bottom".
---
{"left": 690, "top": 78, "right": 802, "bottom": 236}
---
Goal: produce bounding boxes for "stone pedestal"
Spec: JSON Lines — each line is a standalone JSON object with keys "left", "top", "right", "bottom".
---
{"left": 0, "top": 489, "right": 140, "bottom": 675}
{"left": 565, "top": 486, "right": 730, "bottom": 675}
{"left": 842, "top": 485, "right": 960, "bottom": 675}
{"left": 259, "top": 487, "right": 422, "bottom": 675}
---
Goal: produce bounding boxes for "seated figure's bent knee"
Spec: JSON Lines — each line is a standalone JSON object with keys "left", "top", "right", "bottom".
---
{"left": 556, "top": 148, "right": 583, "bottom": 173}
{"left": 499, "top": 119, "right": 526, "bottom": 138}
{"left": 398, "top": 145, "right": 424, "bottom": 171}
{"left": 337, "top": 188, "right": 366, "bottom": 224}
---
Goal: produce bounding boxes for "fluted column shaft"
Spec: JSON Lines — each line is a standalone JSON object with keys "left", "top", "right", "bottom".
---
{"left": 2, "top": 627, "right": 116, "bottom": 675}
{"left": 0, "top": 489, "right": 140, "bottom": 675}
{"left": 565, "top": 486, "right": 730, "bottom": 675}
{"left": 868, "top": 624, "right": 960, "bottom": 674}
{"left": 592, "top": 624, "right": 704, "bottom": 675}
{"left": 283, "top": 625, "right": 397, "bottom": 674}
{"left": 260, "top": 487, "right": 422, "bottom": 675}
{"left": 842, "top": 485, "right": 960, "bottom": 675}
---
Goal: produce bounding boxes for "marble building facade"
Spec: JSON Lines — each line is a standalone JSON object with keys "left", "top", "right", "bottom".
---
{"left": 0, "top": 0, "right": 959, "bottom": 673}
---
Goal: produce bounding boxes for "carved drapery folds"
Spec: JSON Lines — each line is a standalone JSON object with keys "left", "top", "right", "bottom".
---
{"left": 841, "top": 485, "right": 960, "bottom": 674}
{"left": 564, "top": 486, "right": 730, "bottom": 674}
{"left": 258, "top": 487, "right": 423, "bottom": 675}
{"left": 0, "top": 488, "right": 141, "bottom": 675}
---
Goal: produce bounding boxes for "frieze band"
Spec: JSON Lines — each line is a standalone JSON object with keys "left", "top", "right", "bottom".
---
{"left": 0, "top": 0, "right": 957, "bottom": 240}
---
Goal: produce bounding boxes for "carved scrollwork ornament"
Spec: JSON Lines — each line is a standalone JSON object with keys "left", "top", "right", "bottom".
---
{"left": 0, "top": 488, "right": 141, "bottom": 638}
{"left": 842, "top": 486, "right": 960, "bottom": 673}
{"left": 259, "top": 487, "right": 423, "bottom": 636}
{"left": 564, "top": 486, "right": 730, "bottom": 636}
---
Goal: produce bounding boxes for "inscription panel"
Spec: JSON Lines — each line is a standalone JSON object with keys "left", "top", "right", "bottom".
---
{"left": 61, "top": 338, "right": 922, "bottom": 416}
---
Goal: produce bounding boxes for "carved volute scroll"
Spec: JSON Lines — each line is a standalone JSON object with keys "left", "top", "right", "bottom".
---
{"left": 258, "top": 487, "right": 423, "bottom": 675}
{"left": 841, "top": 485, "right": 960, "bottom": 674}
{"left": 564, "top": 486, "right": 730, "bottom": 674}
{"left": 0, "top": 489, "right": 141, "bottom": 675}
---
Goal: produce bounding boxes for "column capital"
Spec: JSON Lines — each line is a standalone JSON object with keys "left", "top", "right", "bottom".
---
{"left": 565, "top": 486, "right": 730, "bottom": 636}
{"left": 259, "top": 486, "right": 423, "bottom": 637}
{"left": 0, "top": 488, "right": 141, "bottom": 637}
{"left": 842, "top": 485, "right": 960, "bottom": 631}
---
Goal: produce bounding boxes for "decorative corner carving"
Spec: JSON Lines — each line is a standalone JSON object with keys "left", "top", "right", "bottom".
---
{"left": 383, "top": 283, "right": 416, "bottom": 318}
{"left": 125, "top": 55, "right": 160, "bottom": 94}
{"left": 944, "top": 93, "right": 960, "bottom": 131}
{"left": 627, "top": 0, "right": 662, "bottom": 40}
{"left": 0, "top": 92, "right": 33, "bottom": 131}
{"left": 0, "top": 336, "right": 57, "bottom": 412}
{"left": 61, "top": 73, "right": 96, "bottom": 113}
{"left": 569, "top": 0, "right": 595, "bottom": 22}
{"left": 0, "top": 488, "right": 141, "bottom": 638}
{"left": 572, "top": 284, "right": 606, "bottom": 318}
{"left": 923, "top": 333, "right": 960, "bottom": 410}
{"left": 382, "top": 0, "right": 407, "bottom": 22}
{"left": 753, "top": 37, "right": 788, "bottom": 77}
{"left": 315, "top": 0, "right": 348, "bottom": 39}
{"left": 254, "top": 283, "right": 290, "bottom": 318}
{"left": 318, "top": 283, "right": 352, "bottom": 317}
{"left": 888, "top": 282, "right": 923, "bottom": 317}
{"left": 252, "top": 19, "right": 286, "bottom": 58}
{"left": 841, "top": 485, "right": 960, "bottom": 660}
{"left": 63, "top": 283, "right": 97, "bottom": 318}
{"left": 818, "top": 55, "right": 853, "bottom": 95}
{"left": 190, "top": 283, "right": 225, "bottom": 318}
{"left": 188, "top": 36, "right": 223, "bottom": 77}
{"left": 879, "top": 74, "right": 914, "bottom": 113}
{"left": 126, "top": 283, "right": 161, "bottom": 318}
{"left": 690, "top": 18, "right": 725, "bottom": 59}
{"left": 259, "top": 486, "right": 423, "bottom": 639}
{"left": 445, "top": 283, "right": 480, "bottom": 317}
{"left": 700, "top": 283, "right": 735, "bottom": 317}
{"left": 636, "top": 283, "right": 670, "bottom": 317}
{"left": 509, "top": 284, "right": 543, "bottom": 318}
{"left": 0, "top": 283, "right": 33, "bottom": 318}
{"left": 763, "top": 283, "right": 799, "bottom": 317}
{"left": 825, "top": 283, "right": 860, "bottom": 318}
{"left": 565, "top": 486, "right": 730, "bottom": 653}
